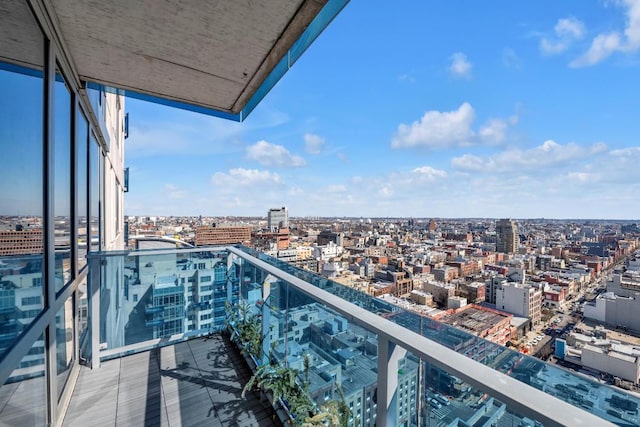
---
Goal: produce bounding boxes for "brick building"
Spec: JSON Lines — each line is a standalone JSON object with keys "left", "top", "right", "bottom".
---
{"left": 194, "top": 225, "right": 251, "bottom": 246}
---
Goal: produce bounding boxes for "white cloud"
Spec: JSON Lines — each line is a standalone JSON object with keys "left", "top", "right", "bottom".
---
{"left": 164, "top": 184, "right": 186, "bottom": 199}
{"left": 246, "top": 140, "right": 306, "bottom": 167}
{"left": 304, "top": 133, "right": 325, "bottom": 154}
{"left": 610, "top": 146, "right": 640, "bottom": 156}
{"left": 571, "top": 33, "right": 622, "bottom": 66}
{"left": 479, "top": 119, "right": 508, "bottom": 144}
{"left": 626, "top": 0, "right": 640, "bottom": 48}
{"left": 398, "top": 73, "right": 416, "bottom": 83}
{"left": 451, "top": 140, "right": 604, "bottom": 172}
{"left": 540, "top": 17, "right": 586, "bottom": 55}
{"left": 155, "top": 143, "right": 640, "bottom": 219}
{"left": 590, "top": 142, "right": 609, "bottom": 154}
{"left": 326, "top": 184, "right": 347, "bottom": 193}
{"left": 392, "top": 103, "right": 518, "bottom": 149}
{"left": 288, "top": 186, "right": 304, "bottom": 196}
{"left": 211, "top": 168, "right": 282, "bottom": 187}
{"left": 392, "top": 103, "right": 475, "bottom": 149}
{"left": 379, "top": 185, "right": 393, "bottom": 197}
{"left": 412, "top": 166, "right": 448, "bottom": 180}
{"left": 555, "top": 17, "right": 586, "bottom": 39}
{"left": 567, "top": 172, "right": 601, "bottom": 183}
{"left": 502, "top": 48, "right": 522, "bottom": 69}
{"left": 540, "top": 39, "right": 570, "bottom": 55}
{"left": 571, "top": 0, "right": 640, "bottom": 67}
{"left": 448, "top": 53, "right": 473, "bottom": 79}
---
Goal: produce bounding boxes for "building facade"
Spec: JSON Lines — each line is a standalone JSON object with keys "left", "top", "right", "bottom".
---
{"left": 267, "top": 206, "right": 288, "bottom": 229}
{"left": 496, "top": 219, "right": 518, "bottom": 254}
{"left": 495, "top": 282, "right": 542, "bottom": 325}
{"left": 0, "top": 2, "right": 126, "bottom": 424}
{"left": 194, "top": 225, "right": 252, "bottom": 246}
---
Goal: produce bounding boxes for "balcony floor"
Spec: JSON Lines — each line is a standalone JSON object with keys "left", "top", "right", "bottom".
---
{"left": 63, "top": 335, "right": 279, "bottom": 427}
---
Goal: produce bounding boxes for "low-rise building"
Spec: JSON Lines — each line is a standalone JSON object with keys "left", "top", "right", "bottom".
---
{"left": 195, "top": 225, "right": 251, "bottom": 246}
{"left": 495, "top": 282, "right": 542, "bottom": 325}
{"left": 434, "top": 304, "right": 513, "bottom": 346}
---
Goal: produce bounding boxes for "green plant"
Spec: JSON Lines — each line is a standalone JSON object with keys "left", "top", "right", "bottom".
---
{"left": 242, "top": 362, "right": 298, "bottom": 402}
{"left": 242, "top": 354, "right": 350, "bottom": 427}
{"left": 225, "top": 300, "right": 262, "bottom": 358}
{"left": 302, "top": 382, "right": 350, "bottom": 427}
{"left": 242, "top": 356, "right": 315, "bottom": 425}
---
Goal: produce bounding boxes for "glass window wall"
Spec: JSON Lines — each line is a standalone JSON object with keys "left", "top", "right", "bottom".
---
{"left": 75, "top": 109, "right": 88, "bottom": 270}
{"left": 0, "top": 335, "right": 47, "bottom": 425}
{"left": 0, "top": 2, "right": 45, "bottom": 360}
{"left": 54, "top": 70, "right": 72, "bottom": 292}
{"left": 89, "top": 134, "right": 100, "bottom": 252}
{"left": 56, "top": 296, "right": 75, "bottom": 400}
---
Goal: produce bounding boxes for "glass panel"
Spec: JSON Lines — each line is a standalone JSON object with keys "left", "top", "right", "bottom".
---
{"left": 0, "top": 335, "right": 47, "bottom": 426}
{"left": 85, "top": 87, "right": 110, "bottom": 150}
{"left": 235, "top": 246, "right": 640, "bottom": 425}
{"left": 77, "top": 276, "right": 88, "bottom": 342}
{"left": 54, "top": 70, "right": 72, "bottom": 292}
{"left": 422, "top": 360, "right": 547, "bottom": 427}
{"left": 85, "top": 247, "right": 640, "bottom": 424}
{"left": 89, "top": 134, "right": 99, "bottom": 252}
{"left": 56, "top": 296, "right": 74, "bottom": 399}
{"left": 0, "top": 2, "right": 45, "bottom": 360}
{"left": 114, "top": 181, "right": 120, "bottom": 237}
{"left": 97, "top": 249, "right": 230, "bottom": 353}
{"left": 75, "top": 108, "right": 88, "bottom": 270}
{"left": 278, "top": 277, "right": 379, "bottom": 424}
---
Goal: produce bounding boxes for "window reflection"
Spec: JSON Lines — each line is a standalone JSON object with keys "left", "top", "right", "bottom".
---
{"left": 0, "top": 335, "right": 47, "bottom": 425}
{"left": 54, "top": 70, "right": 72, "bottom": 292}
{"left": 77, "top": 276, "right": 88, "bottom": 340}
{"left": 76, "top": 109, "right": 88, "bottom": 269}
{"left": 90, "top": 134, "right": 100, "bottom": 252}
{"left": 56, "top": 296, "right": 74, "bottom": 399}
{"left": 0, "top": 66, "right": 44, "bottom": 360}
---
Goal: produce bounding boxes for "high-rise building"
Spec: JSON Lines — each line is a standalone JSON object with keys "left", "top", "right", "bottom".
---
{"left": 496, "top": 218, "right": 518, "bottom": 254}
{"left": 267, "top": 206, "right": 288, "bottom": 229}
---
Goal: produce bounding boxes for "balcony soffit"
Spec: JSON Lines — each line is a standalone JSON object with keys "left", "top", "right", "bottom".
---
{"left": 46, "top": 0, "right": 334, "bottom": 120}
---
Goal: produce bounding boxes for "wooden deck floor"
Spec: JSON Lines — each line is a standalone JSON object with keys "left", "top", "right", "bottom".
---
{"left": 63, "top": 335, "right": 279, "bottom": 427}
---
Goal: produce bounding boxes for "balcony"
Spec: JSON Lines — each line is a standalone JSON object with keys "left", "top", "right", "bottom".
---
{"left": 68, "top": 246, "right": 638, "bottom": 426}
{"left": 64, "top": 335, "right": 277, "bottom": 426}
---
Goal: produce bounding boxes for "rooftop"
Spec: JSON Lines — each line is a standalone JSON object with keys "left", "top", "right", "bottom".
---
{"left": 437, "top": 305, "right": 511, "bottom": 334}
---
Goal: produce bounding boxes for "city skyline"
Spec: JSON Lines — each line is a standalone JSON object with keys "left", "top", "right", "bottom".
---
{"left": 125, "top": 1, "right": 640, "bottom": 219}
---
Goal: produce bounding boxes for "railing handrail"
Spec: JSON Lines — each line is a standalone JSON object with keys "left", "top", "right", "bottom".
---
{"left": 86, "top": 245, "right": 232, "bottom": 258}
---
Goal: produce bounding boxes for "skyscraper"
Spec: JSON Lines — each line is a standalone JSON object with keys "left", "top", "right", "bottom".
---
{"left": 496, "top": 218, "right": 518, "bottom": 254}
{"left": 267, "top": 206, "right": 288, "bottom": 229}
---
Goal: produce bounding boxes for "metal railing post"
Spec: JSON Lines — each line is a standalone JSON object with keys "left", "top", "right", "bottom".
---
{"left": 88, "top": 256, "right": 101, "bottom": 369}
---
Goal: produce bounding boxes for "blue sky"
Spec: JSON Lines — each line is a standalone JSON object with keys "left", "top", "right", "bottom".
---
{"left": 125, "top": 0, "right": 640, "bottom": 219}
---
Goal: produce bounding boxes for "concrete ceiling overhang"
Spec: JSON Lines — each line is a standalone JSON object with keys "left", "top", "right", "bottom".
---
{"left": 38, "top": 0, "right": 348, "bottom": 121}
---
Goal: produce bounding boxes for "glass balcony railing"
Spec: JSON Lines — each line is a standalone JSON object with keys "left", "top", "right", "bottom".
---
{"left": 84, "top": 246, "right": 635, "bottom": 426}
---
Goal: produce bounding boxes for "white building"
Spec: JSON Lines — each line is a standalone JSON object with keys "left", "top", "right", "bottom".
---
{"left": 582, "top": 344, "right": 640, "bottom": 384}
{"left": 267, "top": 206, "right": 288, "bottom": 229}
{"left": 561, "top": 332, "right": 640, "bottom": 384}
{"left": 495, "top": 282, "right": 542, "bottom": 325}
{"left": 313, "top": 241, "right": 343, "bottom": 262}
{"left": 583, "top": 291, "right": 640, "bottom": 332}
